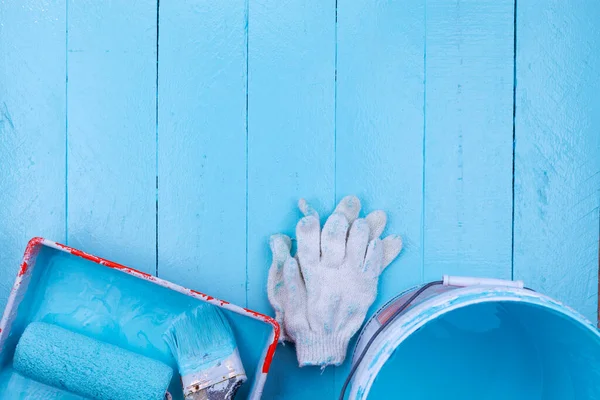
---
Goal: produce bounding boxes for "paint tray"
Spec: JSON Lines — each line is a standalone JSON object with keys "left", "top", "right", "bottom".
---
{"left": 0, "top": 238, "right": 279, "bottom": 399}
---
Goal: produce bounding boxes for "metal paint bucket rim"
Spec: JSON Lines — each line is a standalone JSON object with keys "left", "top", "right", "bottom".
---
{"left": 349, "top": 285, "right": 600, "bottom": 399}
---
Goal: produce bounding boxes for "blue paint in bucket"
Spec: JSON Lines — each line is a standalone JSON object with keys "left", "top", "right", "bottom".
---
{"left": 350, "top": 282, "right": 600, "bottom": 399}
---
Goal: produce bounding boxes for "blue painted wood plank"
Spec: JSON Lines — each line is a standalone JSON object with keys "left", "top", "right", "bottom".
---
{"left": 335, "top": 0, "right": 425, "bottom": 391}
{"left": 423, "top": 0, "right": 515, "bottom": 281}
{"left": 514, "top": 1, "right": 600, "bottom": 322}
{"left": 66, "top": 0, "right": 157, "bottom": 275}
{"left": 336, "top": 0, "right": 425, "bottom": 309}
{"left": 157, "top": 12, "right": 251, "bottom": 396}
{"left": 247, "top": 0, "right": 336, "bottom": 397}
{"left": 0, "top": 1, "right": 66, "bottom": 309}
{"left": 157, "top": 0, "right": 247, "bottom": 304}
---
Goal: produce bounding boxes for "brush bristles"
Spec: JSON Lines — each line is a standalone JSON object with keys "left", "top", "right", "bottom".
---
{"left": 163, "top": 303, "right": 237, "bottom": 376}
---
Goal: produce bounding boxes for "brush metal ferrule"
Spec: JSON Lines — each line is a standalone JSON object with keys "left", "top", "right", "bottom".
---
{"left": 182, "top": 349, "right": 247, "bottom": 399}
{"left": 185, "top": 377, "right": 246, "bottom": 400}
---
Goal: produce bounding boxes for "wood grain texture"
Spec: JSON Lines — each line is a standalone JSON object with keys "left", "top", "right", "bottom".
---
{"left": 336, "top": 0, "right": 425, "bottom": 305}
{"left": 514, "top": 0, "right": 600, "bottom": 322}
{"left": 67, "top": 0, "right": 157, "bottom": 274}
{"left": 247, "top": 0, "right": 336, "bottom": 397}
{"left": 1, "top": 0, "right": 600, "bottom": 397}
{"left": 0, "top": 0, "right": 66, "bottom": 309}
{"left": 424, "top": 0, "right": 515, "bottom": 281}
{"left": 335, "top": 0, "right": 425, "bottom": 389}
{"left": 158, "top": 0, "right": 247, "bottom": 304}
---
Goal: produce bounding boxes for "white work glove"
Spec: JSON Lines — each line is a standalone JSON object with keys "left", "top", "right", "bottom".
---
{"left": 267, "top": 196, "right": 402, "bottom": 367}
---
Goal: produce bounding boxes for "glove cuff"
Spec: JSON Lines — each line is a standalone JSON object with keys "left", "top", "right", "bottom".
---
{"left": 294, "top": 333, "right": 350, "bottom": 367}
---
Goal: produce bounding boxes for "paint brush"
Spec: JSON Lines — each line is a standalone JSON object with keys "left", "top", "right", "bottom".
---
{"left": 163, "top": 303, "right": 246, "bottom": 400}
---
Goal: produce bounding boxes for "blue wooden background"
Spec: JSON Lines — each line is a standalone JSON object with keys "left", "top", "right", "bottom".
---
{"left": 1, "top": 0, "right": 599, "bottom": 398}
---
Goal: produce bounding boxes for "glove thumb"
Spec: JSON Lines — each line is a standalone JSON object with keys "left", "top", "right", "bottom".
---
{"left": 381, "top": 234, "right": 403, "bottom": 270}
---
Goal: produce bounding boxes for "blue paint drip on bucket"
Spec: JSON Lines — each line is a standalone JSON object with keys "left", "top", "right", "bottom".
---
{"left": 350, "top": 279, "right": 600, "bottom": 399}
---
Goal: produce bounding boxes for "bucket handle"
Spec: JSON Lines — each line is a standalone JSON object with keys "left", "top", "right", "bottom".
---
{"left": 443, "top": 275, "right": 524, "bottom": 289}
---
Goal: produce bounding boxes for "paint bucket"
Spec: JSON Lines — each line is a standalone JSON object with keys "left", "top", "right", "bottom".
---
{"left": 348, "top": 276, "right": 600, "bottom": 400}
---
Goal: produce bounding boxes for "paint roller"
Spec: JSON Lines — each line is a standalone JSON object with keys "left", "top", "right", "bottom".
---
{"left": 13, "top": 322, "right": 173, "bottom": 400}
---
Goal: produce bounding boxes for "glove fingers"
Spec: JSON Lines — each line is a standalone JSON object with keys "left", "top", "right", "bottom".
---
{"left": 283, "top": 257, "right": 306, "bottom": 295}
{"left": 296, "top": 216, "right": 320, "bottom": 276}
{"left": 334, "top": 195, "right": 361, "bottom": 225}
{"left": 282, "top": 257, "right": 310, "bottom": 335}
{"left": 345, "top": 218, "right": 370, "bottom": 270}
{"left": 365, "top": 210, "right": 387, "bottom": 240}
{"left": 363, "top": 238, "right": 384, "bottom": 276}
{"left": 268, "top": 234, "right": 293, "bottom": 343}
{"left": 267, "top": 268, "right": 286, "bottom": 335}
{"left": 267, "top": 267, "right": 285, "bottom": 316}
{"left": 382, "top": 234, "right": 403, "bottom": 270}
{"left": 270, "top": 234, "right": 292, "bottom": 264}
{"left": 298, "top": 198, "right": 319, "bottom": 220}
{"left": 267, "top": 234, "right": 291, "bottom": 300}
{"left": 320, "top": 212, "right": 349, "bottom": 268}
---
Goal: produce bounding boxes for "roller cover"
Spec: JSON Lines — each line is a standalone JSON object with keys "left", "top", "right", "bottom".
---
{"left": 13, "top": 322, "right": 173, "bottom": 400}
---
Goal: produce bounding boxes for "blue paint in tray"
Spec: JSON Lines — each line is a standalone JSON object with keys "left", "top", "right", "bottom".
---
{"left": 0, "top": 246, "right": 270, "bottom": 399}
